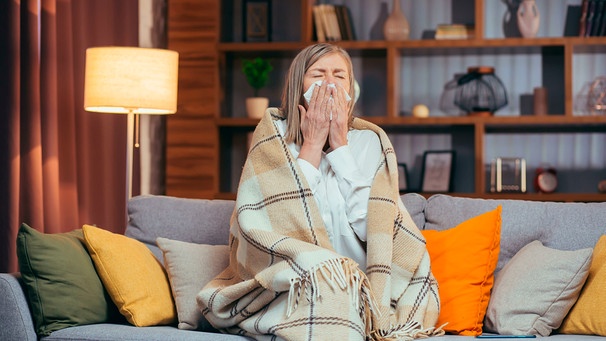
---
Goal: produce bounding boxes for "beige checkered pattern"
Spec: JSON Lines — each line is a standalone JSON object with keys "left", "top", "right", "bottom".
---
{"left": 197, "top": 108, "right": 442, "bottom": 340}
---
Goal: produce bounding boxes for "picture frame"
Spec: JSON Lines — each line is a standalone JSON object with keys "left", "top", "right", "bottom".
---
{"left": 420, "top": 150, "right": 455, "bottom": 193}
{"left": 397, "top": 163, "right": 409, "bottom": 193}
{"left": 243, "top": 0, "right": 271, "bottom": 42}
{"left": 490, "top": 157, "right": 527, "bottom": 193}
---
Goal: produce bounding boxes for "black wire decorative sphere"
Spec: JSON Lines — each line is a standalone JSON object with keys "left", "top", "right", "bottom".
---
{"left": 454, "top": 66, "right": 508, "bottom": 116}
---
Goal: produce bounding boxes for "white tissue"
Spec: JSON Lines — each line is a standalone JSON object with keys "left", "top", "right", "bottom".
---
{"left": 303, "top": 80, "right": 352, "bottom": 104}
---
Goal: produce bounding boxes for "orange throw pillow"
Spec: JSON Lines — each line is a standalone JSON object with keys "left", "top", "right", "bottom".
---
{"left": 421, "top": 205, "right": 501, "bottom": 336}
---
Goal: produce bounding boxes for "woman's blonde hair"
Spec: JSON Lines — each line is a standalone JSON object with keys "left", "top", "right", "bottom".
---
{"left": 280, "top": 43, "right": 355, "bottom": 145}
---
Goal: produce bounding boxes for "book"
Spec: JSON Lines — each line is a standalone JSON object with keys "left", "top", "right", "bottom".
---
{"left": 585, "top": 0, "right": 597, "bottom": 36}
{"left": 592, "top": 0, "right": 604, "bottom": 36}
{"left": 321, "top": 4, "right": 337, "bottom": 41}
{"left": 334, "top": 5, "right": 349, "bottom": 40}
{"left": 333, "top": 5, "right": 347, "bottom": 40}
{"left": 563, "top": 5, "right": 581, "bottom": 36}
{"left": 340, "top": 5, "right": 356, "bottom": 40}
{"left": 318, "top": 5, "right": 334, "bottom": 41}
{"left": 435, "top": 24, "right": 474, "bottom": 40}
{"left": 312, "top": 6, "right": 326, "bottom": 42}
{"left": 579, "top": 0, "right": 589, "bottom": 36}
{"left": 600, "top": 0, "right": 606, "bottom": 35}
{"left": 327, "top": 5, "right": 341, "bottom": 41}
{"left": 312, "top": 4, "right": 355, "bottom": 42}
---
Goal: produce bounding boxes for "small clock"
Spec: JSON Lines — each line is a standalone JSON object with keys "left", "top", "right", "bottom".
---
{"left": 534, "top": 166, "right": 557, "bottom": 193}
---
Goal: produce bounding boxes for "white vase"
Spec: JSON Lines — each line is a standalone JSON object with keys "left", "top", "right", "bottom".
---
{"left": 245, "top": 97, "right": 269, "bottom": 119}
{"left": 383, "top": 0, "right": 409, "bottom": 41}
{"left": 517, "top": 0, "right": 540, "bottom": 38}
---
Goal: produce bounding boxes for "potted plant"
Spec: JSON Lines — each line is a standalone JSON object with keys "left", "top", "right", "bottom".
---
{"left": 242, "top": 57, "right": 273, "bottom": 119}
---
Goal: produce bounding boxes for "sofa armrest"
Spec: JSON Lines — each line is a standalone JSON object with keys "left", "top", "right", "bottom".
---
{"left": 0, "top": 273, "right": 37, "bottom": 341}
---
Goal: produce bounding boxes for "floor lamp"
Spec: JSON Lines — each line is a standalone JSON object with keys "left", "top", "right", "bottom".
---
{"left": 83, "top": 46, "right": 179, "bottom": 204}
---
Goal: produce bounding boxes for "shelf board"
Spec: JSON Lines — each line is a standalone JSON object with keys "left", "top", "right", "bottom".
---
{"left": 482, "top": 115, "right": 606, "bottom": 125}
{"left": 372, "top": 115, "right": 606, "bottom": 126}
{"left": 216, "top": 191, "right": 605, "bottom": 203}
{"left": 216, "top": 117, "right": 259, "bottom": 127}
{"left": 453, "top": 192, "right": 606, "bottom": 203}
{"left": 484, "top": 116, "right": 606, "bottom": 133}
{"left": 214, "top": 192, "right": 236, "bottom": 200}
{"left": 217, "top": 37, "right": 606, "bottom": 52}
{"left": 217, "top": 42, "right": 308, "bottom": 52}
{"left": 217, "top": 115, "right": 606, "bottom": 128}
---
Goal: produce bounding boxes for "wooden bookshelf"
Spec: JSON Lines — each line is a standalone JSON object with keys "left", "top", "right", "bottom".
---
{"left": 167, "top": 0, "right": 606, "bottom": 202}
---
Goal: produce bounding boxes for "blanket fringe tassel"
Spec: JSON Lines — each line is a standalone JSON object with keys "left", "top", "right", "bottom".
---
{"left": 286, "top": 258, "right": 379, "bottom": 320}
{"left": 286, "top": 258, "right": 445, "bottom": 340}
{"left": 370, "top": 321, "right": 446, "bottom": 341}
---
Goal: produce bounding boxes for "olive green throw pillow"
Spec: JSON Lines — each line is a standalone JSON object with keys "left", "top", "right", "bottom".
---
{"left": 16, "top": 223, "right": 118, "bottom": 336}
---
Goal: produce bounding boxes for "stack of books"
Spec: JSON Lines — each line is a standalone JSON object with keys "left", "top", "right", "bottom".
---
{"left": 435, "top": 24, "right": 475, "bottom": 40}
{"left": 579, "top": 0, "right": 606, "bottom": 37}
{"left": 312, "top": 4, "right": 356, "bottom": 42}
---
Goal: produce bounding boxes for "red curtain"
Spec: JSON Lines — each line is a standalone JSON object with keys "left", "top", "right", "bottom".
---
{"left": 0, "top": 0, "right": 139, "bottom": 273}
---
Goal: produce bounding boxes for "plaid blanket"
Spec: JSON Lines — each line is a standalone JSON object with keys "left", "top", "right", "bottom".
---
{"left": 197, "top": 108, "right": 441, "bottom": 340}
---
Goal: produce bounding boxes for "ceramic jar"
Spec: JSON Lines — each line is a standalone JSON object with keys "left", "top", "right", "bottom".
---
{"left": 383, "top": 0, "right": 409, "bottom": 41}
{"left": 245, "top": 97, "right": 269, "bottom": 119}
{"left": 517, "top": 0, "right": 540, "bottom": 38}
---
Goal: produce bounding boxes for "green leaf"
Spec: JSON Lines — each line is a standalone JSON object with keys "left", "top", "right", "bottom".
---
{"left": 241, "top": 57, "right": 273, "bottom": 96}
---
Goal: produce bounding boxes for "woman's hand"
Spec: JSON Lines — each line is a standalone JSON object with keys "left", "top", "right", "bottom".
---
{"left": 299, "top": 81, "right": 350, "bottom": 167}
{"left": 298, "top": 82, "right": 331, "bottom": 168}
{"left": 327, "top": 83, "right": 349, "bottom": 150}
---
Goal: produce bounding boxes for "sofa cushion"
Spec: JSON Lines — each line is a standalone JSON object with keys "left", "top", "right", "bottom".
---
{"left": 484, "top": 240, "right": 592, "bottom": 336}
{"left": 0, "top": 273, "right": 38, "bottom": 341}
{"left": 83, "top": 224, "right": 176, "bottom": 327}
{"left": 400, "top": 193, "right": 427, "bottom": 230}
{"left": 559, "top": 234, "right": 606, "bottom": 336}
{"left": 126, "top": 195, "right": 235, "bottom": 261}
{"left": 16, "top": 223, "right": 119, "bottom": 336}
{"left": 42, "top": 323, "right": 254, "bottom": 340}
{"left": 421, "top": 206, "right": 501, "bottom": 336}
{"left": 422, "top": 194, "right": 606, "bottom": 273}
{"left": 157, "top": 237, "right": 229, "bottom": 331}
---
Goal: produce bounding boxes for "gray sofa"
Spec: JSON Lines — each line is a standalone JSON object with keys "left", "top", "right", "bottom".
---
{"left": 2, "top": 193, "right": 606, "bottom": 340}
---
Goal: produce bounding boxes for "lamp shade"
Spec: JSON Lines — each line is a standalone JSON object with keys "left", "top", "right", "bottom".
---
{"left": 84, "top": 47, "right": 179, "bottom": 114}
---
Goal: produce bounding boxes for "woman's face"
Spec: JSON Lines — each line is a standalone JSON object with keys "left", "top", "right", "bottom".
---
{"left": 303, "top": 52, "right": 351, "bottom": 96}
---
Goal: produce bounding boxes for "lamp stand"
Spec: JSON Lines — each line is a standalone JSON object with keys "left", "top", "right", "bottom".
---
{"left": 126, "top": 110, "right": 135, "bottom": 201}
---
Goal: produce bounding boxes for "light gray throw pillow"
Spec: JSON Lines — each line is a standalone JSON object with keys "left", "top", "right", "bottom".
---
{"left": 157, "top": 237, "right": 229, "bottom": 331}
{"left": 484, "top": 240, "right": 592, "bottom": 336}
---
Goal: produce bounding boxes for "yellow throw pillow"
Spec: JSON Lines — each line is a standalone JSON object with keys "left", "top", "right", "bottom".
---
{"left": 558, "top": 234, "right": 606, "bottom": 336}
{"left": 421, "top": 205, "right": 501, "bottom": 336}
{"left": 82, "top": 224, "right": 176, "bottom": 327}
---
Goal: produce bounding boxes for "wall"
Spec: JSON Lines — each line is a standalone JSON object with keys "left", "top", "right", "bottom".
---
{"left": 166, "top": 0, "right": 219, "bottom": 198}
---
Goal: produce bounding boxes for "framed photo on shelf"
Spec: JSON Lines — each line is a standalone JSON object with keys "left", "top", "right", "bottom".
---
{"left": 243, "top": 0, "right": 271, "bottom": 42}
{"left": 420, "top": 150, "right": 455, "bottom": 193}
{"left": 397, "top": 163, "right": 409, "bottom": 193}
{"left": 490, "top": 157, "right": 527, "bottom": 193}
